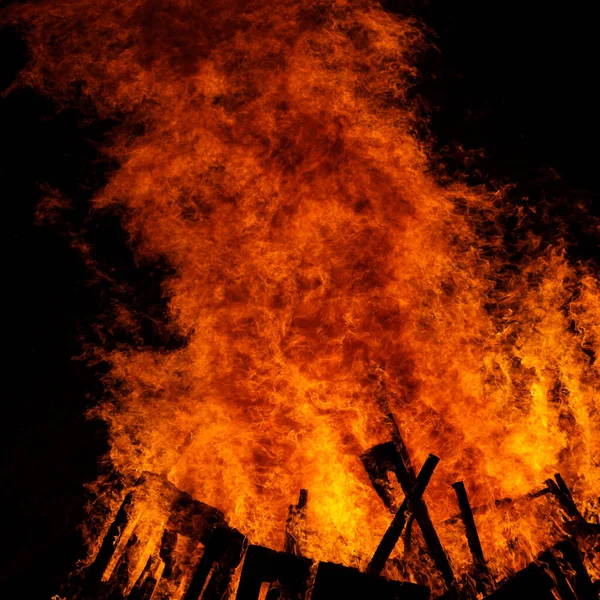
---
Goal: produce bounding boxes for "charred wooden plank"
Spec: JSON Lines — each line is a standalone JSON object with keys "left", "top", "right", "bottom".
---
{"left": 166, "top": 491, "right": 225, "bottom": 545}
{"left": 538, "top": 550, "right": 577, "bottom": 600}
{"left": 128, "top": 555, "right": 156, "bottom": 600}
{"left": 370, "top": 365, "right": 414, "bottom": 490}
{"left": 360, "top": 442, "right": 403, "bottom": 512}
{"left": 451, "top": 481, "right": 488, "bottom": 574}
{"left": 402, "top": 513, "right": 415, "bottom": 555}
{"left": 545, "top": 476, "right": 585, "bottom": 523}
{"left": 442, "top": 486, "right": 551, "bottom": 526}
{"left": 388, "top": 470, "right": 454, "bottom": 586}
{"left": 369, "top": 366, "right": 455, "bottom": 587}
{"left": 367, "top": 454, "right": 439, "bottom": 577}
{"left": 130, "top": 575, "right": 158, "bottom": 600}
{"left": 182, "top": 526, "right": 246, "bottom": 600}
{"left": 78, "top": 474, "right": 232, "bottom": 599}
{"left": 312, "top": 561, "right": 430, "bottom": 600}
{"left": 361, "top": 443, "right": 453, "bottom": 585}
{"left": 106, "top": 533, "right": 140, "bottom": 599}
{"left": 554, "top": 539, "right": 597, "bottom": 600}
{"left": 546, "top": 473, "right": 600, "bottom": 536}
{"left": 82, "top": 488, "right": 138, "bottom": 596}
{"left": 484, "top": 563, "right": 556, "bottom": 600}
{"left": 284, "top": 489, "right": 308, "bottom": 557}
{"left": 159, "top": 529, "right": 179, "bottom": 580}
{"left": 235, "top": 545, "right": 312, "bottom": 600}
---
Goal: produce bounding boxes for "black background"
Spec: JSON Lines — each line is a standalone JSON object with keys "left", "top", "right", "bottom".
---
{"left": 1, "top": 1, "right": 597, "bottom": 597}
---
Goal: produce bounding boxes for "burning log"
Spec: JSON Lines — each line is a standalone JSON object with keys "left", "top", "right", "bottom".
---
{"left": 311, "top": 561, "right": 430, "bottom": 600}
{"left": 284, "top": 489, "right": 308, "bottom": 557}
{"left": 451, "top": 481, "right": 488, "bottom": 574}
{"left": 235, "top": 545, "right": 312, "bottom": 600}
{"left": 544, "top": 473, "right": 600, "bottom": 533}
{"left": 76, "top": 464, "right": 597, "bottom": 600}
{"left": 367, "top": 454, "right": 440, "bottom": 577}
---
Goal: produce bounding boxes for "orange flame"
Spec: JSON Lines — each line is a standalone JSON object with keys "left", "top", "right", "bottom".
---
{"left": 4, "top": 0, "right": 599, "bottom": 595}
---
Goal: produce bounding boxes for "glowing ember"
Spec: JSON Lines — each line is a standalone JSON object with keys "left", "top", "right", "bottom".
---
{"left": 3, "top": 0, "right": 599, "bottom": 597}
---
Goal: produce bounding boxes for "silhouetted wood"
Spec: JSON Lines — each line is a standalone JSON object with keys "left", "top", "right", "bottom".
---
{"left": 82, "top": 485, "right": 138, "bottom": 596}
{"left": 133, "top": 576, "right": 158, "bottom": 600}
{"left": 360, "top": 442, "right": 403, "bottom": 512}
{"left": 284, "top": 489, "right": 308, "bottom": 557}
{"left": 370, "top": 365, "right": 414, "bottom": 490}
{"left": 182, "top": 526, "right": 246, "bottom": 600}
{"left": 159, "top": 529, "right": 178, "bottom": 580}
{"left": 369, "top": 365, "right": 455, "bottom": 587}
{"left": 403, "top": 513, "right": 415, "bottom": 554}
{"left": 451, "top": 481, "right": 487, "bottom": 573}
{"left": 485, "top": 564, "right": 556, "bottom": 600}
{"left": 367, "top": 454, "right": 440, "bottom": 577}
{"left": 128, "top": 555, "right": 156, "bottom": 600}
{"left": 235, "top": 545, "right": 312, "bottom": 600}
{"left": 545, "top": 475, "right": 585, "bottom": 523}
{"left": 312, "top": 561, "right": 430, "bottom": 600}
{"left": 554, "top": 539, "right": 597, "bottom": 600}
{"left": 166, "top": 491, "right": 225, "bottom": 544}
{"left": 106, "top": 533, "right": 140, "bottom": 599}
{"left": 538, "top": 550, "right": 576, "bottom": 600}
{"left": 442, "top": 486, "right": 551, "bottom": 525}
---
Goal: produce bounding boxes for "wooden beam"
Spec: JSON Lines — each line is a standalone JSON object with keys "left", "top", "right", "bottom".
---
{"left": 284, "top": 489, "right": 308, "bottom": 557}
{"left": 451, "top": 481, "right": 487, "bottom": 573}
{"left": 369, "top": 365, "right": 455, "bottom": 587}
{"left": 367, "top": 454, "right": 439, "bottom": 577}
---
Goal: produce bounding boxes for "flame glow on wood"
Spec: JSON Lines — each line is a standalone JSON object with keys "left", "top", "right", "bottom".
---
{"left": 4, "top": 0, "right": 599, "bottom": 595}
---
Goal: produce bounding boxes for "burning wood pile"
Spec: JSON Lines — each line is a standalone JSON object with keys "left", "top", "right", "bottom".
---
{"left": 4, "top": 0, "right": 600, "bottom": 598}
{"left": 72, "top": 405, "right": 599, "bottom": 600}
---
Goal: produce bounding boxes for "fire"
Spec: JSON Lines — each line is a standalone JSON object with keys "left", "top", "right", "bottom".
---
{"left": 4, "top": 0, "right": 599, "bottom": 597}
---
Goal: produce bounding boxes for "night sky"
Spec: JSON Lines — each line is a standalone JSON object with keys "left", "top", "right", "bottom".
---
{"left": 2, "top": 1, "right": 597, "bottom": 597}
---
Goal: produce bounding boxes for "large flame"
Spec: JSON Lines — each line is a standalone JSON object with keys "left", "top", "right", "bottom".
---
{"left": 4, "top": 0, "right": 599, "bottom": 594}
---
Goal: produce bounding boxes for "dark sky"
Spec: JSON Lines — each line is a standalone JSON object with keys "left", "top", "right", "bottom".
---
{"left": 1, "top": 1, "right": 597, "bottom": 597}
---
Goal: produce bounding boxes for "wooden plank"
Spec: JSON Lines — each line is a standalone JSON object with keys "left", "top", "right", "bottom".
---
{"left": 312, "top": 561, "right": 430, "bottom": 600}
{"left": 442, "top": 487, "right": 551, "bottom": 526}
{"left": 284, "top": 489, "right": 308, "bottom": 557}
{"left": 555, "top": 539, "right": 597, "bottom": 600}
{"left": 485, "top": 564, "right": 555, "bottom": 600}
{"left": 235, "top": 545, "right": 312, "bottom": 600}
{"left": 451, "top": 481, "right": 487, "bottom": 573}
{"left": 182, "top": 526, "right": 246, "bottom": 600}
{"left": 368, "top": 367, "right": 455, "bottom": 588}
{"left": 360, "top": 442, "right": 403, "bottom": 512}
{"left": 367, "top": 454, "right": 439, "bottom": 577}
{"left": 82, "top": 488, "right": 137, "bottom": 596}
